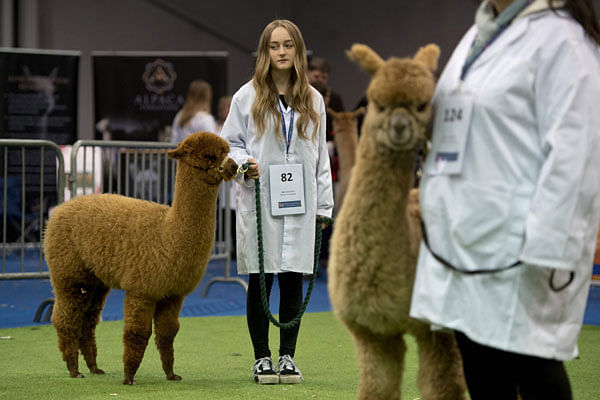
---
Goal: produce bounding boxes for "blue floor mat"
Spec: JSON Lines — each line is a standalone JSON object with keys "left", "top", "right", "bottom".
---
{"left": 584, "top": 283, "right": 600, "bottom": 326}
{"left": 0, "top": 257, "right": 332, "bottom": 329}
{"left": 1, "top": 251, "right": 599, "bottom": 329}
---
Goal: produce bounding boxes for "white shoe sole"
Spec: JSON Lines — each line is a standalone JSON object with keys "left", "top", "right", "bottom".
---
{"left": 254, "top": 374, "right": 279, "bottom": 384}
{"left": 279, "top": 374, "right": 303, "bottom": 384}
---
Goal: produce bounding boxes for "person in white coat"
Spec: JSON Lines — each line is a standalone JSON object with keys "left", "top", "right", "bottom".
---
{"left": 409, "top": 0, "right": 600, "bottom": 398}
{"left": 220, "top": 19, "right": 333, "bottom": 385}
{"left": 170, "top": 80, "right": 217, "bottom": 143}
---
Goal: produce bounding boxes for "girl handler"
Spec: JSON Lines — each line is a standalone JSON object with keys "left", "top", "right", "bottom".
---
{"left": 220, "top": 19, "right": 333, "bottom": 384}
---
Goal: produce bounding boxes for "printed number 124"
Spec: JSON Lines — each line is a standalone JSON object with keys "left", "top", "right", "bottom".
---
{"left": 444, "top": 108, "right": 463, "bottom": 122}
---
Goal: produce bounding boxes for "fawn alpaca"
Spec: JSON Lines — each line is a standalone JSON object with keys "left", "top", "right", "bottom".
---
{"left": 328, "top": 44, "right": 466, "bottom": 400}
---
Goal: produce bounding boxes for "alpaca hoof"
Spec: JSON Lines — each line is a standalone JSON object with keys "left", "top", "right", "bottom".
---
{"left": 167, "top": 374, "right": 182, "bottom": 381}
{"left": 70, "top": 372, "right": 84, "bottom": 378}
{"left": 123, "top": 378, "right": 137, "bottom": 385}
{"left": 91, "top": 368, "right": 105, "bottom": 375}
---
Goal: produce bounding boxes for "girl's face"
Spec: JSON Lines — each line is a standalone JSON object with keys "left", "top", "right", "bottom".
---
{"left": 269, "top": 27, "right": 296, "bottom": 72}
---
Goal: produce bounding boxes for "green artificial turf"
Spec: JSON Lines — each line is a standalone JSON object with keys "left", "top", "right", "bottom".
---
{"left": 0, "top": 312, "right": 598, "bottom": 399}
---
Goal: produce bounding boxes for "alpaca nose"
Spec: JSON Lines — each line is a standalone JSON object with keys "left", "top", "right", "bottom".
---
{"left": 391, "top": 112, "right": 410, "bottom": 134}
{"left": 228, "top": 159, "right": 238, "bottom": 175}
{"left": 219, "top": 157, "right": 238, "bottom": 181}
{"left": 388, "top": 111, "right": 415, "bottom": 148}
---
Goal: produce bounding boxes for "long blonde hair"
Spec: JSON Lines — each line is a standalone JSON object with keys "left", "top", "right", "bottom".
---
{"left": 178, "top": 80, "right": 212, "bottom": 127}
{"left": 251, "top": 19, "right": 320, "bottom": 141}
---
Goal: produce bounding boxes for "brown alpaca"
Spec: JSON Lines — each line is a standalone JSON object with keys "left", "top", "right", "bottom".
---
{"left": 327, "top": 107, "right": 365, "bottom": 216}
{"left": 44, "top": 132, "right": 238, "bottom": 385}
{"left": 328, "top": 44, "right": 467, "bottom": 399}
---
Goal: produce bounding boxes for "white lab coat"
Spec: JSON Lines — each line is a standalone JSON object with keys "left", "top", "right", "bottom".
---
{"left": 171, "top": 111, "right": 217, "bottom": 143}
{"left": 409, "top": 9, "right": 600, "bottom": 361}
{"left": 220, "top": 81, "right": 333, "bottom": 274}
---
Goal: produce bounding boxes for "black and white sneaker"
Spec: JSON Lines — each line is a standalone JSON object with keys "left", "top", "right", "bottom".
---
{"left": 277, "top": 354, "right": 303, "bottom": 384}
{"left": 252, "top": 357, "right": 278, "bottom": 384}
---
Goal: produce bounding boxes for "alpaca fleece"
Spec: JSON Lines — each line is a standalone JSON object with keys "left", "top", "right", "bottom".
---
{"left": 328, "top": 44, "right": 467, "bottom": 400}
{"left": 44, "top": 131, "right": 238, "bottom": 385}
{"left": 328, "top": 107, "right": 364, "bottom": 216}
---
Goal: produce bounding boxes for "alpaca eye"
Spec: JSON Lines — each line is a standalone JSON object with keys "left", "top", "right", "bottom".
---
{"left": 205, "top": 155, "right": 217, "bottom": 162}
{"left": 375, "top": 103, "right": 385, "bottom": 113}
{"left": 416, "top": 103, "right": 428, "bottom": 112}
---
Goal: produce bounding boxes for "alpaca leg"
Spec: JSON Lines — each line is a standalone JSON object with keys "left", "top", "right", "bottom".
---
{"left": 353, "top": 328, "right": 406, "bottom": 400}
{"left": 414, "top": 330, "right": 467, "bottom": 400}
{"left": 79, "top": 285, "right": 110, "bottom": 375}
{"left": 122, "top": 294, "right": 156, "bottom": 385}
{"left": 51, "top": 293, "right": 85, "bottom": 378}
{"left": 153, "top": 295, "right": 184, "bottom": 381}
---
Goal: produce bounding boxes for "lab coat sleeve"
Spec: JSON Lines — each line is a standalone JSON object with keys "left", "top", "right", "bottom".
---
{"left": 315, "top": 96, "right": 334, "bottom": 217}
{"left": 520, "top": 39, "right": 600, "bottom": 271}
{"left": 219, "top": 95, "right": 254, "bottom": 188}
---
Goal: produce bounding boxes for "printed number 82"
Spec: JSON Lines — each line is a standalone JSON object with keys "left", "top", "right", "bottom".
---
{"left": 281, "top": 173, "right": 293, "bottom": 182}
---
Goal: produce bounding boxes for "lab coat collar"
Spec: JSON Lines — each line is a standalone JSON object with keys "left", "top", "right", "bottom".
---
{"left": 278, "top": 96, "right": 292, "bottom": 113}
{"left": 471, "top": 0, "right": 561, "bottom": 71}
{"left": 472, "top": 17, "right": 528, "bottom": 69}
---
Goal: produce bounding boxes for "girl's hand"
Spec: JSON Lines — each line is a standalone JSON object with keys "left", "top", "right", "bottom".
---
{"left": 245, "top": 157, "right": 260, "bottom": 179}
{"left": 317, "top": 215, "right": 328, "bottom": 231}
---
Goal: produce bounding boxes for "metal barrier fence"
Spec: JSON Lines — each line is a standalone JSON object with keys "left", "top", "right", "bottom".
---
{"left": 1, "top": 139, "right": 245, "bottom": 295}
{"left": 1, "top": 139, "right": 65, "bottom": 280}
{"left": 67, "top": 140, "right": 177, "bottom": 202}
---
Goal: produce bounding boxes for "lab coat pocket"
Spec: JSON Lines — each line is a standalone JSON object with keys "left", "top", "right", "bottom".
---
{"left": 449, "top": 182, "right": 525, "bottom": 270}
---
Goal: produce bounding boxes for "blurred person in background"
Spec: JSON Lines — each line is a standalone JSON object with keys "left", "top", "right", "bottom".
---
{"left": 171, "top": 79, "right": 217, "bottom": 143}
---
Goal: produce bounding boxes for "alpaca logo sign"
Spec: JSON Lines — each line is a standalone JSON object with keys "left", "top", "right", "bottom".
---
{"left": 142, "top": 59, "right": 177, "bottom": 94}
{"left": 135, "top": 59, "right": 184, "bottom": 112}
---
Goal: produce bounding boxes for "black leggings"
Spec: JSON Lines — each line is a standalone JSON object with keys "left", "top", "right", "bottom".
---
{"left": 246, "top": 272, "right": 303, "bottom": 360}
{"left": 455, "top": 331, "right": 572, "bottom": 400}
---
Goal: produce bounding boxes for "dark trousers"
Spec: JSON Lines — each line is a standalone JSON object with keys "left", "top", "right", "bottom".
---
{"left": 246, "top": 272, "right": 303, "bottom": 360}
{"left": 455, "top": 331, "right": 572, "bottom": 400}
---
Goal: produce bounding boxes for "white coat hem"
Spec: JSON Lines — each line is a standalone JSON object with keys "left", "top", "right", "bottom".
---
{"left": 408, "top": 312, "right": 578, "bottom": 362}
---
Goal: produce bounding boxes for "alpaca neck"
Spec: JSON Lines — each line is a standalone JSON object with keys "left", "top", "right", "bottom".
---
{"left": 335, "top": 127, "right": 358, "bottom": 179}
{"left": 350, "top": 140, "right": 416, "bottom": 209}
{"left": 340, "top": 140, "right": 417, "bottom": 259}
{"left": 165, "top": 163, "right": 219, "bottom": 249}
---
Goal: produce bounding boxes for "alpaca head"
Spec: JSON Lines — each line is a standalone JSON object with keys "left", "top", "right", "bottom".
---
{"left": 327, "top": 107, "right": 365, "bottom": 134}
{"left": 168, "top": 132, "right": 238, "bottom": 184}
{"left": 347, "top": 43, "right": 439, "bottom": 153}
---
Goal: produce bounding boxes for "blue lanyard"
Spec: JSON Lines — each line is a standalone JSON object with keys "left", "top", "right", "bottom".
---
{"left": 460, "top": 0, "right": 533, "bottom": 80}
{"left": 277, "top": 100, "right": 294, "bottom": 156}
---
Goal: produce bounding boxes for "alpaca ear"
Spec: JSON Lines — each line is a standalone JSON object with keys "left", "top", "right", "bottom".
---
{"left": 352, "top": 107, "right": 366, "bottom": 118}
{"left": 168, "top": 143, "right": 187, "bottom": 160}
{"left": 346, "top": 43, "right": 384, "bottom": 76}
{"left": 413, "top": 44, "right": 440, "bottom": 74}
{"left": 326, "top": 107, "right": 339, "bottom": 118}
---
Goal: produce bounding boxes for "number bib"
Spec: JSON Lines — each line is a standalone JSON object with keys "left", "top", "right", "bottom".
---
{"left": 269, "top": 164, "right": 306, "bottom": 216}
{"left": 426, "top": 92, "right": 474, "bottom": 175}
